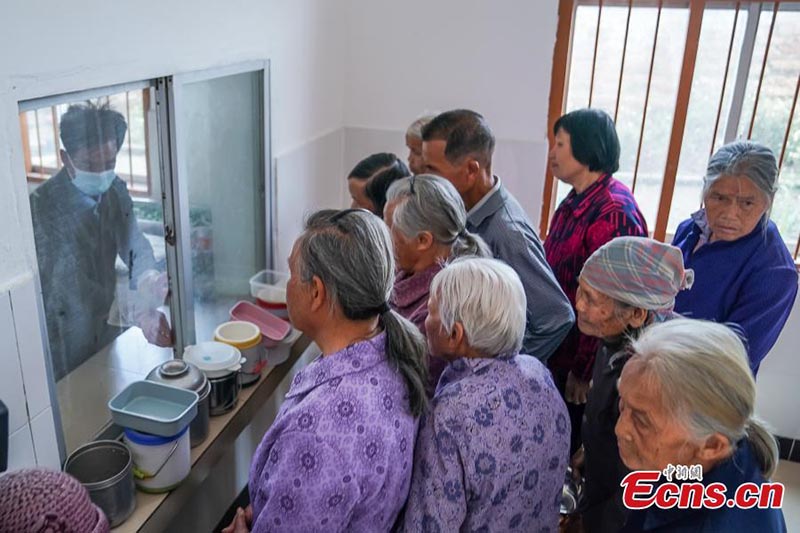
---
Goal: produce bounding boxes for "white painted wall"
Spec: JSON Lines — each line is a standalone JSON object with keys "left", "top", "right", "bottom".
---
{"left": 342, "top": 0, "right": 559, "bottom": 222}
{"left": 0, "top": 0, "right": 347, "bottom": 470}
{"left": 2, "top": 0, "right": 798, "bottom": 502}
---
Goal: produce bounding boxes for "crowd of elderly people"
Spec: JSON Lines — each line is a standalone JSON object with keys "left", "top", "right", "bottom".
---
{"left": 219, "top": 108, "right": 797, "bottom": 533}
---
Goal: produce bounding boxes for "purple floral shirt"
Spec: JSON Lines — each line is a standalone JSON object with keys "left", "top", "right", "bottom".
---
{"left": 400, "top": 353, "right": 570, "bottom": 533}
{"left": 248, "top": 333, "right": 417, "bottom": 532}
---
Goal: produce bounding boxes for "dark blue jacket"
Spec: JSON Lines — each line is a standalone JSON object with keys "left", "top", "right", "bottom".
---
{"left": 622, "top": 441, "right": 786, "bottom": 532}
{"left": 672, "top": 213, "right": 797, "bottom": 374}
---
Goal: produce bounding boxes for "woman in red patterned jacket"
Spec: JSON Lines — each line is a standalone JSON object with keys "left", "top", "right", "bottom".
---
{"left": 543, "top": 108, "right": 647, "bottom": 454}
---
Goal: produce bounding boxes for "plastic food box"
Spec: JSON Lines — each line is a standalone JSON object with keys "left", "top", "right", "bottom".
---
{"left": 230, "top": 301, "right": 291, "bottom": 348}
{"left": 249, "top": 270, "right": 289, "bottom": 320}
{"left": 109, "top": 381, "right": 198, "bottom": 437}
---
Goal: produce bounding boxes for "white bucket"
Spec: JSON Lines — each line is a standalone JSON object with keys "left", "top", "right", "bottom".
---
{"left": 124, "top": 426, "right": 191, "bottom": 493}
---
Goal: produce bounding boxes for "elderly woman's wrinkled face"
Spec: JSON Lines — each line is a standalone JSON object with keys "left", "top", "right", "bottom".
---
{"left": 575, "top": 279, "right": 633, "bottom": 338}
{"left": 347, "top": 177, "right": 375, "bottom": 212}
{"left": 425, "top": 293, "right": 457, "bottom": 361}
{"left": 406, "top": 134, "right": 425, "bottom": 175}
{"left": 615, "top": 359, "right": 703, "bottom": 472}
{"left": 704, "top": 174, "right": 768, "bottom": 242}
{"left": 286, "top": 242, "right": 313, "bottom": 332}
{"left": 384, "top": 199, "right": 419, "bottom": 273}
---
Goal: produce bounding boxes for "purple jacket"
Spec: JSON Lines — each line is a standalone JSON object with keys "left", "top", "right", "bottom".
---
{"left": 390, "top": 263, "right": 448, "bottom": 397}
{"left": 400, "top": 352, "right": 570, "bottom": 532}
{"left": 248, "top": 333, "right": 417, "bottom": 532}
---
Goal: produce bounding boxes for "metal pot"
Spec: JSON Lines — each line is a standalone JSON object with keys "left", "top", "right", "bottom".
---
{"left": 64, "top": 440, "right": 136, "bottom": 528}
{"left": 208, "top": 371, "right": 241, "bottom": 416}
{"left": 146, "top": 360, "right": 210, "bottom": 447}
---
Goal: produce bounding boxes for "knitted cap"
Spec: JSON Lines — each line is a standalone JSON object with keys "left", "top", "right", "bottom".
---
{"left": 0, "top": 468, "right": 110, "bottom": 533}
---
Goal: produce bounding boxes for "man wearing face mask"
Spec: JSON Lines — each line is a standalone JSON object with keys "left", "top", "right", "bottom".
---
{"left": 30, "top": 102, "right": 171, "bottom": 381}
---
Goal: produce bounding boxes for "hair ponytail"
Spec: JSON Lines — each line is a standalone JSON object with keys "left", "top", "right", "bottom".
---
{"left": 380, "top": 310, "right": 428, "bottom": 417}
{"left": 451, "top": 230, "right": 492, "bottom": 259}
{"left": 744, "top": 418, "right": 779, "bottom": 478}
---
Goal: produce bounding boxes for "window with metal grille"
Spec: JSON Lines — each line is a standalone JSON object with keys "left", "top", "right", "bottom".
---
{"left": 20, "top": 90, "right": 153, "bottom": 197}
{"left": 542, "top": 0, "right": 800, "bottom": 261}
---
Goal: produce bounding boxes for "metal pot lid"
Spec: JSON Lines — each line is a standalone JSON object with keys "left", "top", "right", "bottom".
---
{"left": 146, "top": 359, "right": 207, "bottom": 393}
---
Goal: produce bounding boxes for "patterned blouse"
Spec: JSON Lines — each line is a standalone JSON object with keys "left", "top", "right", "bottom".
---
{"left": 544, "top": 174, "right": 647, "bottom": 380}
{"left": 248, "top": 333, "right": 417, "bottom": 532}
{"left": 399, "top": 353, "right": 570, "bottom": 532}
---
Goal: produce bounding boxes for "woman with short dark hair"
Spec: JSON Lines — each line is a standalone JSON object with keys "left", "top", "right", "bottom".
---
{"left": 543, "top": 108, "right": 648, "bottom": 454}
{"left": 346, "top": 153, "right": 410, "bottom": 217}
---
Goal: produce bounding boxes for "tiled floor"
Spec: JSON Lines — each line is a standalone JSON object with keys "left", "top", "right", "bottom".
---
{"left": 775, "top": 460, "right": 800, "bottom": 529}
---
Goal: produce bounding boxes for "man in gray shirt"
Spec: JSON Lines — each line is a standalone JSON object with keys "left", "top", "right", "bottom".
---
{"left": 421, "top": 109, "right": 574, "bottom": 361}
{"left": 30, "top": 102, "right": 170, "bottom": 380}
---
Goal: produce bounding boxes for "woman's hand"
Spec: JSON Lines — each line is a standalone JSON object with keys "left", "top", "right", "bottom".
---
{"left": 222, "top": 506, "right": 253, "bottom": 533}
{"left": 565, "top": 371, "right": 590, "bottom": 404}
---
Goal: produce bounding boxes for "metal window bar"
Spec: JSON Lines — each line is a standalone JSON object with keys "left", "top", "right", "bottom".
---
{"left": 778, "top": 73, "right": 800, "bottom": 170}
{"left": 747, "top": 1, "right": 780, "bottom": 138}
{"left": 654, "top": 0, "right": 706, "bottom": 241}
{"left": 614, "top": 0, "right": 634, "bottom": 123}
{"left": 588, "top": 0, "right": 604, "bottom": 107}
{"left": 724, "top": 2, "right": 761, "bottom": 144}
{"left": 780, "top": 73, "right": 799, "bottom": 260}
{"left": 632, "top": 0, "right": 664, "bottom": 193}
{"left": 710, "top": 1, "right": 742, "bottom": 157}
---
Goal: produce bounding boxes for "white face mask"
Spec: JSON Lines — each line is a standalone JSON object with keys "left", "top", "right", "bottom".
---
{"left": 71, "top": 167, "right": 116, "bottom": 196}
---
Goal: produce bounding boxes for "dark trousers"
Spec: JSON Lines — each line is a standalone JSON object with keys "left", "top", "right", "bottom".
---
{"left": 552, "top": 368, "right": 585, "bottom": 457}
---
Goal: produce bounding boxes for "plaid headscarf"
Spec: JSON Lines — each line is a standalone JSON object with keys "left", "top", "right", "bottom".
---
{"left": 580, "top": 236, "right": 693, "bottom": 320}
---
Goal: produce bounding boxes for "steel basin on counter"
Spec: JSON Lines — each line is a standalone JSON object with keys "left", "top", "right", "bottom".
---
{"left": 64, "top": 440, "right": 136, "bottom": 528}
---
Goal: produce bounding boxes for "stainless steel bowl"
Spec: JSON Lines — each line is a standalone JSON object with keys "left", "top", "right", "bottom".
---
{"left": 64, "top": 440, "right": 136, "bottom": 527}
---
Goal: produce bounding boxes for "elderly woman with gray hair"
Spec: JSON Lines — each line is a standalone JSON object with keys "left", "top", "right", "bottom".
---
{"left": 672, "top": 140, "right": 798, "bottom": 374}
{"left": 399, "top": 257, "right": 569, "bottom": 532}
{"left": 567, "top": 236, "right": 693, "bottom": 533}
{"left": 617, "top": 319, "right": 785, "bottom": 532}
{"left": 228, "top": 209, "right": 427, "bottom": 533}
{"left": 384, "top": 174, "right": 491, "bottom": 395}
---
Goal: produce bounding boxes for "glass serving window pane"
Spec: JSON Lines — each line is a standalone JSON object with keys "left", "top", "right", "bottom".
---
{"left": 22, "top": 88, "right": 172, "bottom": 453}
{"left": 757, "top": 8, "right": 800, "bottom": 254}
{"left": 177, "top": 71, "right": 267, "bottom": 342}
{"left": 558, "top": 6, "right": 688, "bottom": 232}
{"left": 668, "top": 6, "right": 749, "bottom": 234}
{"left": 624, "top": 7, "right": 688, "bottom": 231}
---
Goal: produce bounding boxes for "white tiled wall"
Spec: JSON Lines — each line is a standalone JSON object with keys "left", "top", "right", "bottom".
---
{"left": 1, "top": 272, "right": 61, "bottom": 471}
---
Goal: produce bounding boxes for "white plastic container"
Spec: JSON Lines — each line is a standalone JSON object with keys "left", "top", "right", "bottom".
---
{"left": 214, "top": 321, "right": 263, "bottom": 386}
{"left": 250, "top": 270, "right": 290, "bottom": 320}
{"left": 124, "top": 426, "right": 190, "bottom": 493}
{"left": 184, "top": 341, "right": 244, "bottom": 379}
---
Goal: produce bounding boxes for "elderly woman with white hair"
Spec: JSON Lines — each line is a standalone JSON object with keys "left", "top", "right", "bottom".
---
{"left": 405, "top": 113, "right": 437, "bottom": 174}
{"left": 226, "top": 209, "right": 427, "bottom": 533}
{"left": 384, "top": 175, "right": 491, "bottom": 395}
{"left": 567, "top": 236, "right": 692, "bottom": 533}
{"left": 399, "top": 257, "right": 569, "bottom": 532}
{"left": 672, "top": 140, "right": 798, "bottom": 374}
{"left": 616, "top": 319, "right": 786, "bottom": 532}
